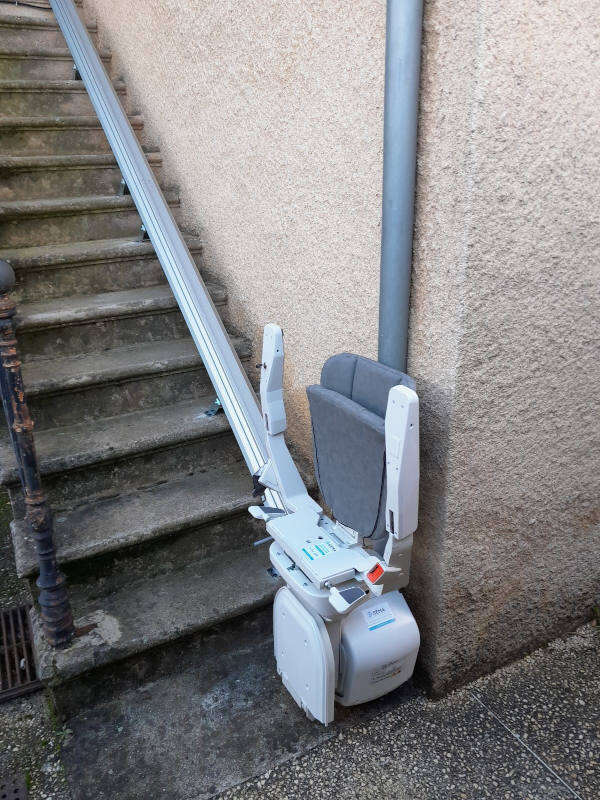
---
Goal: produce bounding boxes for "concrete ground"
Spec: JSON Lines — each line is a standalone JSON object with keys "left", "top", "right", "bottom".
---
{"left": 1, "top": 500, "right": 598, "bottom": 800}
{"left": 218, "top": 623, "right": 599, "bottom": 800}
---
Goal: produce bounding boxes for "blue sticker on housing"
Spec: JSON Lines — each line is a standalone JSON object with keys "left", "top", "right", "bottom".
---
{"left": 362, "top": 602, "right": 395, "bottom": 631}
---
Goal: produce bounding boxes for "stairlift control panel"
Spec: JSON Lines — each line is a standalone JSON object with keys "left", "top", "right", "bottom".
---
{"left": 265, "top": 508, "right": 380, "bottom": 591}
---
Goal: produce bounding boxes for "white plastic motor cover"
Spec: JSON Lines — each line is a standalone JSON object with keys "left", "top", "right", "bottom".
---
{"left": 336, "top": 591, "right": 419, "bottom": 707}
{"left": 273, "top": 587, "right": 335, "bottom": 724}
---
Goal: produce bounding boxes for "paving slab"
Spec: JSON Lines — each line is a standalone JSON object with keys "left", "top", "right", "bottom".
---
{"left": 58, "top": 601, "right": 598, "bottom": 800}
{"left": 471, "top": 624, "right": 599, "bottom": 800}
{"left": 218, "top": 687, "right": 581, "bottom": 800}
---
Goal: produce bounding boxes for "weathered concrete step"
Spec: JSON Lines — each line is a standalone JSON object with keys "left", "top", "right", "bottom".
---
{"left": 1, "top": 395, "right": 241, "bottom": 515}
{"left": 23, "top": 335, "right": 251, "bottom": 428}
{"left": 0, "top": 191, "right": 179, "bottom": 248}
{"left": 0, "top": 46, "right": 110, "bottom": 80}
{"left": 0, "top": 78, "right": 125, "bottom": 115}
{"left": 16, "top": 283, "right": 198, "bottom": 329}
{"left": 6, "top": 0, "right": 82, "bottom": 6}
{"left": 15, "top": 283, "right": 221, "bottom": 359}
{"left": 12, "top": 462, "right": 255, "bottom": 578}
{"left": 32, "top": 543, "right": 280, "bottom": 687}
{"left": 5, "top": 0, "right": 82, "bottom": 7}
{"left": 0, "top": 113, "right": 145, "bottom": 155}
{"left": 0, "top": 151, "right": 162, "bottom": 201}
{"left": 22, "top": 336, "right": 218, "bottom": 393}
{"left": 1, "top": 235, "right": 202, "bottom": 302}
{"left": 0, "top": 7, "right": 96, "bottom": 50}
{"left": 0, "top": 0, "right": 82, "bottom": 9}
{"left": 0, "top": 393, "right": 232, "bottom": 483}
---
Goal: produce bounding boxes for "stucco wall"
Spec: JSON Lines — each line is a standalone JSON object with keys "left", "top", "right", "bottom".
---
{"left": 83, "top": 0, "right": 386, "bottom": 452}
{"left": 410, "top": 0, "right": 600, "bottom": 692}
{"left": 82, "top": 0, "right": 600, "bottom": 693}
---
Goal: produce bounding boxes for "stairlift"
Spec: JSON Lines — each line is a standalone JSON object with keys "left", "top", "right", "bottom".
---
{"left": 47, "top": 0, "right": 422, "bottom": 725}
{"left": 250, "top": 324, "right": 420, "bottom": 724}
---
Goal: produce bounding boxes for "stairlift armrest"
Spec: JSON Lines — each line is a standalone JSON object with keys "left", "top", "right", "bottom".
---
{"left": 385, "top": 384, "right": 419, "bottom": 540}
{"left": 258, "top": 324, "right": 322, "bottom": 515}
{"left": 259, "top": 323, "right": 287, "bottom": 435}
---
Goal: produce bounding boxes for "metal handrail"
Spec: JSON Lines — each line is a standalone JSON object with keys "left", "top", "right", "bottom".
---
{"left": 48, "top": 0, "right": 282, "bottom": 508}
{"left": 0, "top": 261, "right": 74, "bottom": 648}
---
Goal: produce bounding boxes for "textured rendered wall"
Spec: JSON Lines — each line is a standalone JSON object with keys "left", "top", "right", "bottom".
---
{"left": 410, "top": 0, "right": 600, "bottom": 692}
{"left": 83, "top": 0, "right": 386, "bottom": 452}
{"left": 82, "top": 0, "right": 600, "bottom": 693}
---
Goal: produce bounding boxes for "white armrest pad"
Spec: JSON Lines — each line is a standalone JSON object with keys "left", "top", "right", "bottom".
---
{"left": 385, "top": 385, "right": 419, "bottom": 539}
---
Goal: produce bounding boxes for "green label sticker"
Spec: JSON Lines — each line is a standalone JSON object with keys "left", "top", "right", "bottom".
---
{"left": 301, "top": 539, "right": 338, "bottom": 561}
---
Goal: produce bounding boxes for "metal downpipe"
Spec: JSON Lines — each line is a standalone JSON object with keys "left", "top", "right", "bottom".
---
{"left": 377, "top": 0, "right": 423, "bottom": 372}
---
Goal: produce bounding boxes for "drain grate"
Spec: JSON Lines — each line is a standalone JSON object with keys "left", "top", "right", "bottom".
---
{"left": 0, "top": 605, "right": 41, "bottom": 703}
{"left": 0, "top": 773, "right": 28, "bottom": 800}
{"left": 0, "top": 775, "right": 29, "bottom": 800}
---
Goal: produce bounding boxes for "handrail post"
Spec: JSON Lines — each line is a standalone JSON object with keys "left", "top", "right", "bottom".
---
{"left": 0, "top": 261, "right": 74, "bottom": 649}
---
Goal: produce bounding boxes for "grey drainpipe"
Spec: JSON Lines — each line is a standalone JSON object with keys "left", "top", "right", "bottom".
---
{"left": 377, "top": 0, "right": 423, "bottom": 372}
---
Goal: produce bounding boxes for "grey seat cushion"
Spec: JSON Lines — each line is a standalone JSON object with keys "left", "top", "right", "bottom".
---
{"left": 307, "top": 353, "right": 415, "bottom": 544}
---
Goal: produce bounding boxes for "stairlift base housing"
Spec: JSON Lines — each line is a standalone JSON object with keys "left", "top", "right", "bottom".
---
{"left": 251, "top": 325, "right": 420, "bottom": 725}
{"left": 274, "top": 585, "right": 419, "bottom": 721}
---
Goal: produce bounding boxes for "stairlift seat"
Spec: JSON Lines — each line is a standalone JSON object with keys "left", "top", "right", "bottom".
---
{"left": 307, "top": 353, "right": 415, "bottom": 549}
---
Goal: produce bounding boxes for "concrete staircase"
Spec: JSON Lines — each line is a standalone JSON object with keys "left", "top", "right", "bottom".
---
{"left": 0, "top": 1, "right": 279, "bottom": 708}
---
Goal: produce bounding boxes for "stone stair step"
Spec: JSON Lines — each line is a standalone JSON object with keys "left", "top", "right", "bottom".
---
{"left": 1, "top": 235, "right": 202, "bottom": 302}
{"left": 6, "top": 0, "right": 82, "bottom": 7}
{"left": 0, "top": 113, "right": 145, "bottom": 155}
{"left": 0, "top": 78, "right": 125, "bottom": 115}
{"left": 0, "top": 151, "right": 162, "bottom": 201}
{"left": 0, "top": 191, "right": 179, "bottom": 248}
{"left": 32, "top": 544, "right": 280, "bottom": 686}
{"left": 22, "top": 336, "right": 215, "bottom": 393}
{"left": 1, "top": 395, "right": 242, "bottom": 512}
{"left": 12, "top": 462, "right": 256, "bottom": 578}
{"left": 0, "top": 6, "right": 96, "bottom": 50}
{"left": 0, "top": 0, "right": 280, "bottom": 709}
{"left": 23, "top": 335, "right": 251, "bottom": 428}
{"left": 0, "top": 45, "right": 110, "bottom": 80}
{"left": 17, "top": 283, "right": 194, "bottom": 329}
{"left": 15, "top": 283, "right": 222, "bottom": 359}
{"left": 0, "top": 393, "right": 233, "bottom": 483}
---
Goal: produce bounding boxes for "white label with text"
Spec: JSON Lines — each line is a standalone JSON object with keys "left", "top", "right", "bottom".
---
{"left": 362, "top": 601, "right": 395, "bottom": 631}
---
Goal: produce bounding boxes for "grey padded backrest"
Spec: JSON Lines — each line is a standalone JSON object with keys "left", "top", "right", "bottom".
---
{"left": 307, "top": 353, "right": 415, "bottom": 546}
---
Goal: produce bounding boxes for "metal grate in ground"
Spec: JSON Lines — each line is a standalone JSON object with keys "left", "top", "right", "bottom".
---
{"left": 0, "top": 605, "right": 41, "bottom": 703}
{"left": 0, "top": 773, "right": 28, "bottom": 800}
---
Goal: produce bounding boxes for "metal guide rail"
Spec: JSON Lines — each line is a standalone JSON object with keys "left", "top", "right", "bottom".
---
{"left": 48, "top": 0, "right": 281, "bottom": 507}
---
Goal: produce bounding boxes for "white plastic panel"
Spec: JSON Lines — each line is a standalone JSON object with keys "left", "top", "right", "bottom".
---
{"left": 385, "top": 385, "right": 419, "bottom": 539}
{"left": 273, "top": 587, "right": 335, "bottom": 724}
{"left": 267, "top": 509, "right": 378, "bottom": 589}
{"left": 336, "top": 592, "right": 420, "bottom": 707}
